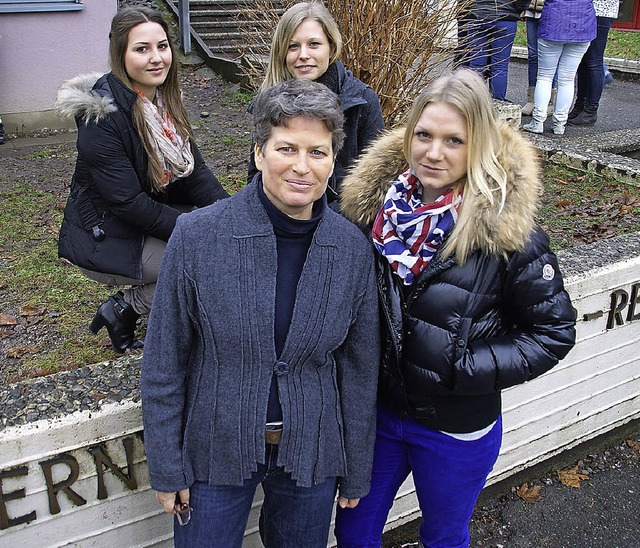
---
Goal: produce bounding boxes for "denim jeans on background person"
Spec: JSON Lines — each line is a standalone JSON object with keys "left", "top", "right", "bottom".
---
{"left": 575, "top": 17, "right": 614, "bottom": 109}
{"left": 533, "top": 38, "right": 591, "bottom": 125}
{"left": 334, "top": 404, "right": 502, "bottom": 548}
{"left": 526, "top": 17, "right": 557, "bottom": 89}
{"left": 174, "top": 444, "right": 338, "bottom": 548}
{"left": 468, "top": 19, "right": 517, "bottom": 100}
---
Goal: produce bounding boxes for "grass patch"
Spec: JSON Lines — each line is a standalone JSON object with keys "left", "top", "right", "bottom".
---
{"left": 29, "top": 150, "right": 52, "bottom": 160}
{"left": 538, "top": 163, "right": 640, "bottom": 249}
{"left": 604, "top": 29, "right": 640, "bottom": 60}
{"left": 514, "top": 23, "right": 640, "bottom": 61}
{"left": 232, "top": 91, "right": 254, "bottom": 106}
{"left": 0, "top": 183, "right": 117, "bottom": 381}
{"left": 218, "top": 172, "right": 248, "bottom": 195}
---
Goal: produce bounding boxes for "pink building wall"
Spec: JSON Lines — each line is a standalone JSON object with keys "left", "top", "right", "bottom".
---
{"left": 0, "top": 0, "right": 117, "bottom": 135}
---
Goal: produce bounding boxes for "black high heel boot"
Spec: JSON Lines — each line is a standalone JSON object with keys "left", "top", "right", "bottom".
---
{"left": 89, "top": 292, "right": 143, "bottom": 353}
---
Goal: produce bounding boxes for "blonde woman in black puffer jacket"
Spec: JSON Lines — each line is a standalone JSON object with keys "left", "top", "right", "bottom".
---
{"left": 335, "top": 68, "right": 575, "bottom": 548}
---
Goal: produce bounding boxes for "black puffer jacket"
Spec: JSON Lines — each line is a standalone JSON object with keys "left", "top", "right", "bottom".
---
{"left": 55, "top": 73, "right": 228, "bottom": 279}
{"left": 340, "top": 127, "right": 576, "bottom": 433}
{"left": 247, "top": 61, "right": 385, "bottom": 202}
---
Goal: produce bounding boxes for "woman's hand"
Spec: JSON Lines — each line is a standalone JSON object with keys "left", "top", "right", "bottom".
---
{"left": 156, "top": 488, "right": 190, "bottom": 514}
{"left": 337, "top": 496, "right": 360, "bottom": 509}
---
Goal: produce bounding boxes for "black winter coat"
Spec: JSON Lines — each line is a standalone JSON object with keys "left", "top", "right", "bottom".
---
{"left": 247, "top": 61, "right": 384, "bottom": 202}
{"left": 340, "top": 126, "right": 576, "bottom": 433}
{"left": 56, "top": 73, "right": 228, "bottom": 279}
{"left": 376, "top": 228, "right": 575, "bottom": 433}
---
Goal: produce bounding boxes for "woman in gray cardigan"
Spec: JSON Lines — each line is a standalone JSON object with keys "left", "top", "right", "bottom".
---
{"left": 141, "top": 78, "right": 380, "bottom": 547}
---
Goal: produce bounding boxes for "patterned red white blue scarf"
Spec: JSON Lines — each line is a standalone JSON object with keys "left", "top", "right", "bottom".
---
{"left": 372, "top": 167, "right": 462, "bottom": 285}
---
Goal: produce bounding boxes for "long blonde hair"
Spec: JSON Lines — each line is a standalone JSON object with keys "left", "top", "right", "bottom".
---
{"left": 403, "top": 69, "right": 508, "bottom": 263}
{"left": 109, "top": 7, "right": 192, "bottom": 191}
{"left": 261, "top": 2, "right": 342, "bottom": 90}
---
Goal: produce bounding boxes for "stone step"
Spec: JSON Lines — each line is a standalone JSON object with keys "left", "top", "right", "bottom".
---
{"left": 166, "top": 0, "right": 285, "bottom": 83}
{"left": 190, "top": 19, "right": 275, "bottom": 30}
{"left": 190, "top": 9, "right": 282, "bottom": 18}
{"left": 177, "top": 0, "right": 263, "bottom": 6}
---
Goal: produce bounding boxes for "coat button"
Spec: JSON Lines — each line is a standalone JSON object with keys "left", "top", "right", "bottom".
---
{"left": 274, "top": 361, "right": 289, "bottom": 376}
{"left": 456, "top": 339, "right": 466, "bottom": 349}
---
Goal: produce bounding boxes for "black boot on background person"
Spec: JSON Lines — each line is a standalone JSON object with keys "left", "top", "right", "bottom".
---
{"left": 568, "top": 100, "right": 584, "bottom": 121}
{"left": 89, "top": 291, "right": 144, "bottom": 353}
{"left": 569, "top": 103, "right": 598, "bottom": 126}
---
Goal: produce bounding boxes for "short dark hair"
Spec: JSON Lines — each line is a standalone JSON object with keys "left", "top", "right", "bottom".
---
{"left": 252, "top": 79, "right": 345, "bottom": 155}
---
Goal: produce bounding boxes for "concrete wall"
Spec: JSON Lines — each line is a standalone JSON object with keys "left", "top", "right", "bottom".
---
{"left": 1, "top": 233, "right": 640, "bottom": 546}
{"left": 0, "top": 0, "right": 117, "bottom": 135}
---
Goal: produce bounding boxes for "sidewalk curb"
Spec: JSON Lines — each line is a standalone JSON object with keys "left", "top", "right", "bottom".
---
{"left": 524, "top": 128, "right": 640, "bottom": 187}
{"left": 511, "top": 45, "right": 640, "bottom": 75}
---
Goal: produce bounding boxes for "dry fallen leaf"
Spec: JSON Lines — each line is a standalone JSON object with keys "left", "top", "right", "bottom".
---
{"left": 0, "top": 313, "right": 18, "bottom": 326}
{"left": 626, "top": 439, "right": 640, "bottom": 454}
{"left": 516, "top": 482, "right": 542, "bottom": 503}
{"left": 557, "top": 466, "right": 590, "bottom": 488}
{"left": 6, "top": 345, "right": 38, "bottom": 359}
{"left": 26, "top": 316, "right": 44, "bottom": 326}
{"left": 19, "top": 305, "right": 46, "bottom": 317}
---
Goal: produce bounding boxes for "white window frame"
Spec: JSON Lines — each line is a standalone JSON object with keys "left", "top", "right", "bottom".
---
{"left": 0, "top": 0, "right": 84, "bottom": 13}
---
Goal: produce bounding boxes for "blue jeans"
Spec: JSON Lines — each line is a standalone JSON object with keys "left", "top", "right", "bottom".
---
{"left": 526, "top": 17, "right": 557, "bottom": 89}
{"left": 575, "top": 17, "right": 614, "bottom": 109}
{"left": 468, "top": 19, "right": 517, "bottom": 100}
{"left": 334, "top": 404, "right": 502, "bottom": 548}
{"left": 174, "top": 444, "right": 338, "bottom": 547}
{"left": 533, "top": 38, "right": 590, "bottom": 125}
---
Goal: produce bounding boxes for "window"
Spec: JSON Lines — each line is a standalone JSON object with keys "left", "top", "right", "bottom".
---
{"left": 0, "top": 0, "right": 83, "bottom": 13}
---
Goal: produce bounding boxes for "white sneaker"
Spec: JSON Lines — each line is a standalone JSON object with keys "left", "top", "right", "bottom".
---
{"left": 553, "top": 123, "right": 565, "bottom": 135}
{"left": 523, "top": 120, "right": 544, "bottom": 134}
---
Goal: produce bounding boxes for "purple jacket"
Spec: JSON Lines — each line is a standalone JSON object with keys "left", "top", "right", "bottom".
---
{"left": 539, "top": 0, "right": 596, "bottom": 43}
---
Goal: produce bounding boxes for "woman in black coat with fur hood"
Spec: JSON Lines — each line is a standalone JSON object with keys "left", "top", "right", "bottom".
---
{"left": 56, "top": 7, "right": 227, "bottom": 353}
{"left": 334, "top": 69, "right": 576, "bottom": 547}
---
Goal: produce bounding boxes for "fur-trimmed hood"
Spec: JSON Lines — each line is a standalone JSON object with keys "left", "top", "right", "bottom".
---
{"left": 340, "top": 124, "right": 542, "bottom": 257}
{"left": 55, "top": 73, "right": 118, "bottom": 125}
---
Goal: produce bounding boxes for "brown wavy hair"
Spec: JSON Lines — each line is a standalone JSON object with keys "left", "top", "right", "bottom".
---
{"left": 109, "top": 6, "right": 192, "bottom": 191}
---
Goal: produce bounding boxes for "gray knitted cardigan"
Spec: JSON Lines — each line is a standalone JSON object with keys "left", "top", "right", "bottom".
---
{"left": 141, "top": 180, "right": 380, "bottom": 498}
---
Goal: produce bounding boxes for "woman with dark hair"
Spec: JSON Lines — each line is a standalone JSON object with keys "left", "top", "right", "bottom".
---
{"left": 247, "top": 1, "right": 384, "bottom": 203}
{"left": 55, "top": 7, "right": 228, "bottom": 353}
{"left": 142, "top": 78, "right": 380, "bottom": 547}
{"left": 335, "top": 68, "right": 576, "bottom": 547}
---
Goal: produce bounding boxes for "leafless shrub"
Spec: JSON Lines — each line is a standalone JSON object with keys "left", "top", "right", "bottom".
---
{"left": 238, "top": 0, "right": 475, "bottom": 125}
